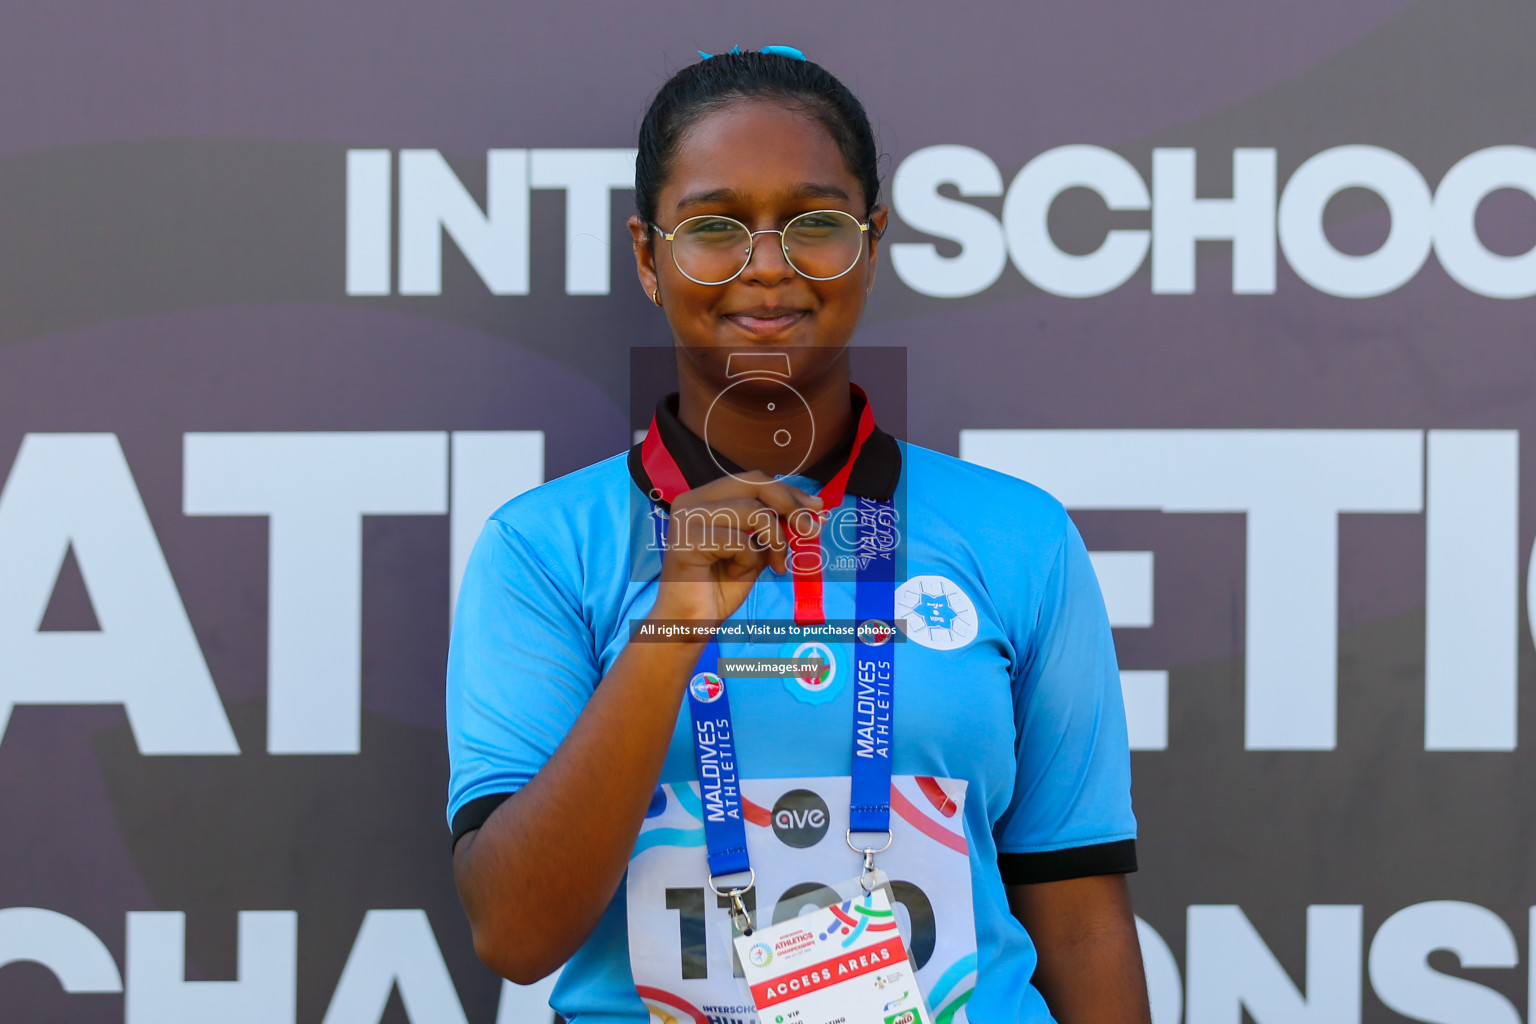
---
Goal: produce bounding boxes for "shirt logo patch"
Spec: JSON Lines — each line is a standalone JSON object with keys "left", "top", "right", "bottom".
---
{"left": 688, "top": 671, "right": 725, "bottom": 703}
{"left": 781, "top": 640, "right": 842, "bottom": 705}
{"left": 895, "top": 575, "right": 978, "bottom": 651}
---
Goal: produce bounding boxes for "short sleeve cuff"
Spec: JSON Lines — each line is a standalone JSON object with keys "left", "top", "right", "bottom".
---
{"left": 450, "top": 793, "right": 513, "bottom": 848}
{"left": 997, "top": 838, "right": 1138, "bottom": 885}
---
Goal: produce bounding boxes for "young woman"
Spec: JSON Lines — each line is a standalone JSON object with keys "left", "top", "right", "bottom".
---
{"left": 448, "top": 49, "right": 1150, "bottom": 1024}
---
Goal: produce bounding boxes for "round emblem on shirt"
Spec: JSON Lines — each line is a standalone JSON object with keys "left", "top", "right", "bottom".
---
{"left": 770, "top": 788, "right": 831, "bottom": 848}
{"left": 895, "top": 575, "right": 978, "bottom": 651}
{"left": 857, "top": 619, "right": 897, "bottom": 645}
{"left": 688, "top": 671, "right": 725, "bottom": 703}
{"left": 781, "top": 641, "right": 841, "bottom": 705}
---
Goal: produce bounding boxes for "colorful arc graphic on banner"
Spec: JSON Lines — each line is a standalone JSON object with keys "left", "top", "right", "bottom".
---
{"left": 636, "top": 985, "right": 710, "bottom": 1024}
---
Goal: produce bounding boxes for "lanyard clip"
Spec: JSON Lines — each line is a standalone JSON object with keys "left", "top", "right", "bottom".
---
{"left": 727, "top": 889, "right": 753, "bottom": 936}
{"left": 846, "top": 829, "right": 893, "bottom": 893}
{"left": 708, "top": 868, "right": 757, "bottom": 936}
{"left": 860, "top": 847, "right": 878, "bottom": 891}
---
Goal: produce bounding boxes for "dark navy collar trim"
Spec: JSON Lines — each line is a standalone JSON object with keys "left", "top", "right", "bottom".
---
{"left": 628, "top": 388, "right": 901, "bottom": 506}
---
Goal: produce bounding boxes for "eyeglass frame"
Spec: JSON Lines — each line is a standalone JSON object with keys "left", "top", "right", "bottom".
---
{"left": 648, "top": 208, "right": 874, "bottom": 285}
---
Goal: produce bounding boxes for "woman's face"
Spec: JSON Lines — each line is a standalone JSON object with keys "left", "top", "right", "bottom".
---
{"left": 629, "top": 99, "right": 889, "bottom": 388}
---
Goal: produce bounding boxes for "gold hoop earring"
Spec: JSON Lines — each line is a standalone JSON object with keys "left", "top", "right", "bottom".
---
{"left": 651, "top": 287, "right": 662, "bottom": 307}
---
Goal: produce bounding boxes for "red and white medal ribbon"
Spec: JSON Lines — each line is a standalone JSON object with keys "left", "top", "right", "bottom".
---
{"left": 641, "top": 384, "right": 877, "bottom": 625}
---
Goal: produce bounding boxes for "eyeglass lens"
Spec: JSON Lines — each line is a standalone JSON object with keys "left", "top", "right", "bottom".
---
{"left": 670, "top": 210, "right": 864, "bottom": 284}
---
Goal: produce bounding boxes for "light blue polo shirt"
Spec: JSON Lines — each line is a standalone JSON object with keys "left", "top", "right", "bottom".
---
{"left": 447, "top": 406, "right": 1135, "bottom": 1023}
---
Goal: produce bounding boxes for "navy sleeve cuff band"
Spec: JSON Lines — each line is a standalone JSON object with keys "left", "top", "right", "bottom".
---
{"left": 997, "top": 838, "right": 1138, "bottom": 884}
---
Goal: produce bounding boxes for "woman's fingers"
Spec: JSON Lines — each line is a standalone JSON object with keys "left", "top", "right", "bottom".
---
{"left": 657, "top": 472, "right": 829, "bottom": 620}
{"left": 668, "top": 497, "right": 772, "bottom": 560}
{"left": 728, "top": 545, "right": 760, "bottom": 579}
{"left": 666, "top": 519, "right": 770, "bottom": 575}
{"left": 693, "top": 469, "right": 823, "bottom": 524}
{"left": 668, "top": 481, "right": 821, "bottom": 576}
{"left": 760, "top": 515, "right": 790, "bottom": 575}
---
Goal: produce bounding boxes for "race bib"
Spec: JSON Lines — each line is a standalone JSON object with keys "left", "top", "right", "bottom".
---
{"left": 627, "top": 775, "right": 977, "bottom": 1024}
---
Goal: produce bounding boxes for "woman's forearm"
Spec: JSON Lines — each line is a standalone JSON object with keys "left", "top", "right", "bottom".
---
{"left": 1007, "top": 874, "right": 1152, "bottom": 1024}
{"left": 453, "top": 606, "right": 707, "bottom": 984}
{"left": 453, "top": 475, "right": 812, "bottom": 983}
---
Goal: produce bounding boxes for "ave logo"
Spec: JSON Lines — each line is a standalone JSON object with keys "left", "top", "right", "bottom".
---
{"left": 771, "top": 789, "right": 830, "bottom": 848}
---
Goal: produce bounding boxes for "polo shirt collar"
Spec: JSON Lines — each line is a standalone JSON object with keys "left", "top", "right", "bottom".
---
{"left": 628, "top": 384, "right": 901, "bottom": 506}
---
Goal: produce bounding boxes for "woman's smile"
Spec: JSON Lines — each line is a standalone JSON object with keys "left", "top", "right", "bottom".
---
{"left": 722, "top": 305, "right": 809, "bottom": 337}
{"left": 631, "top": 98, "right": 887, "bottom": 378}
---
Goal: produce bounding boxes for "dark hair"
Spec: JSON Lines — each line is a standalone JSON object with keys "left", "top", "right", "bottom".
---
{"left": 634, "top": 50, "right": 881, "bottom": 226}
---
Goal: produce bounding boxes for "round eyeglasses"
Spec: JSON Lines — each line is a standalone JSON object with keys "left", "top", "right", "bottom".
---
{"left": 651, "top": 209, "right": 871, "bottom": 285}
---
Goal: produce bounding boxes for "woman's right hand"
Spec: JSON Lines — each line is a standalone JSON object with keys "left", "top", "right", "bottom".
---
{"left": 652, "top": 469, "right": 824, "bottom": 626}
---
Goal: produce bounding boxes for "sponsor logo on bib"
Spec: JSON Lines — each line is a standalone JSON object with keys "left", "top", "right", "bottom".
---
{"left": 895, "top": 575, "right": 978, "bottom": 651}
{"left": 771, "top": 788, "right": 831, "bottom": 848}
{"left": 688, "top": 671, "right": 724, "bottom": 703}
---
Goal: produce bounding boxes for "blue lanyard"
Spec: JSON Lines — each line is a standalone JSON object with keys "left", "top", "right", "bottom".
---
{"left": 658, "top": 497, "right": 897, "bottom": 907}
{"left": 682, "top": 636, "right": 751, "bottom": 876}
{"left": 849, "top": 497, "right": 896, "bottom": 836}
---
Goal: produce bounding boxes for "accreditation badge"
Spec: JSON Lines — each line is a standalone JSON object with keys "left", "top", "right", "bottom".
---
{"left": 734, "top": 888, "right": 930, "bottom": 1024}
{"left": 627, "top": 775, "right": 977, "bottom": 1024}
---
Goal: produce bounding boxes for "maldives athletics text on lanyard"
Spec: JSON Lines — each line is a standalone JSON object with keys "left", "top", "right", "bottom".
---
{"left": 641, "top": 385, "right": 897, "bottom": 935}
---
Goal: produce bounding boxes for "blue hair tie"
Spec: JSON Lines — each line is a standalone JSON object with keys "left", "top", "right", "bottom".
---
{"left": 698, "top": 44, "right": 806, "bottom": 61}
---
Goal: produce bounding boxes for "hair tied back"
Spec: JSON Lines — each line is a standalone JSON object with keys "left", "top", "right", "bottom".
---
{"left": 697, "top": 45, "right": 806, "bottom": 61}
{"left": 635, "top": 44, "right": 880, "bottom": 223}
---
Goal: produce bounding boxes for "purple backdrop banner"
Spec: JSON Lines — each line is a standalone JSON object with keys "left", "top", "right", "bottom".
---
{"left": 3, "top": 2, "right": 1536, "bottom": 1022}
